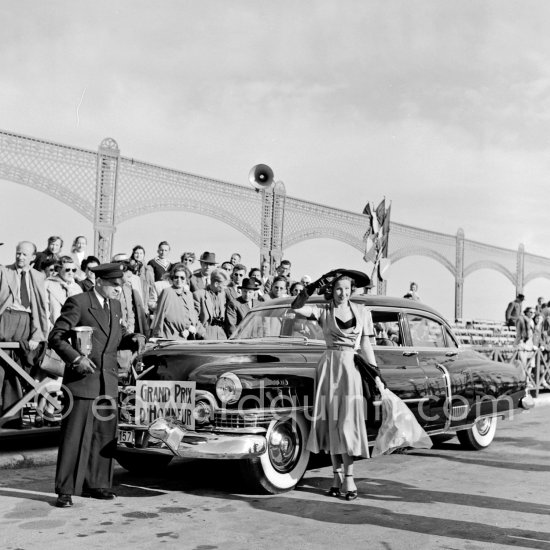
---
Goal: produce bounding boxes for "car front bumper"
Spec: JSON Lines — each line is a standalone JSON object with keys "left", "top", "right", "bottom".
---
{"left": 118, "top": 421, "right": 267, "bottom": 460}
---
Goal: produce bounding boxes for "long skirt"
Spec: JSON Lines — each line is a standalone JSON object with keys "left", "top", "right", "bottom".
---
{"left": 306, "top": 349, "right": 369, "bottom": 457}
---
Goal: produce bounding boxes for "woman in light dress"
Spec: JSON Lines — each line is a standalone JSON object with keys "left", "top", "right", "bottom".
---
{"left": 292, "top": 273, "right": 380, "bottom": 500}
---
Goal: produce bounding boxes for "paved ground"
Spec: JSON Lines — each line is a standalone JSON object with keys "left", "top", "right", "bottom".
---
{"left": 0, "top": 403, "right": 549, "bottom": 550}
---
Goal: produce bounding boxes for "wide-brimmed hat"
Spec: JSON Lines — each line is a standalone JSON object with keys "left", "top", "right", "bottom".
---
{"left": 322, "top": 268, "right": 372, "bottom": 289}
{"left": 239, "top": 277, "right": 260, "bottom": 290}
{"left": 90, "top": 262, "right": 127, "bottom": 284}
{"left": 199, "top": 251, "right": 217, "bottom": 264}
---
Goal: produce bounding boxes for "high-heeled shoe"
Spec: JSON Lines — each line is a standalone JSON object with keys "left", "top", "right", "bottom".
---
{"left": 326, "top": 470, "right": 343, "bottom": 497}
{"left": 343, "top": 474, "right": 358, "bottom": 500}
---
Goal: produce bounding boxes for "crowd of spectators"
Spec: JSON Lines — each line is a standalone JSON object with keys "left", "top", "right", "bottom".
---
{"left": 0, "top": 236, "right": 318, "bottom": 412}
{"left": 0, "top": 235, "right": 319, "bottom": 425}
{"left": 505, "top": 293, "right": 550, "bottom": 348}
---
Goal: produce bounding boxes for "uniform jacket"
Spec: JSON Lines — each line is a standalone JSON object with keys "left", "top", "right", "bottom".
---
{"left": 48, "top": 291, "right": 134, "bottom": 399}
{"left": 0, "top": 263, "right": 49, "bottom": 342}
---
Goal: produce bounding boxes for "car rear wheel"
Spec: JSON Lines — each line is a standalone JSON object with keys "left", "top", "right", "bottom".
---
{"left": 240, "top": 414, "right": 310, "bottom": 494}
{"left": 456, "top": 416, "right": 497, "bottom": 450}
{"left": 116, "top": 448, "right": 173, "bottom": 473}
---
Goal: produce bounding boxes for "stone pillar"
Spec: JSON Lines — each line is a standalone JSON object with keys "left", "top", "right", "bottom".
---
{"left": 455, "top": 228, "right": 465, "bottom": 321}
{"left": 94, "top": 138, "right": 120, "bottom": 263}
{"left": 260, "top": 181, "right": 286, "bottom": 274}
{"left": 516, "top": 243, "right": 525, "bottom": 295}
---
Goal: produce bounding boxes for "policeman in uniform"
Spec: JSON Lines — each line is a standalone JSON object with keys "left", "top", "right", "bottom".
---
{"left": 49, "top": 263, "right": 145, "bottom": 508}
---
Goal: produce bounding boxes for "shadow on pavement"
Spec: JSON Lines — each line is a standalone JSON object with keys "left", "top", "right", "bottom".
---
{"left": 112, "top": 460, "right": 550, "bottom": 549}
{"left": 406, "top": 450, "right": 550, "bottom": 473}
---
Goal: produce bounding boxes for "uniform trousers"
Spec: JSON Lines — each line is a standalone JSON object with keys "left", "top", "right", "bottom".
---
{"left": 55, "top": 396, "right": 117, "bottom": 495}
{"left": 0, "top": 310, "right": 30, "bottom": 417}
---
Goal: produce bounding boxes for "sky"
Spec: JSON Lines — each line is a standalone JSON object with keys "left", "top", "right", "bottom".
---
{"left": 1, "top": 0, "right": 550, "bottom": 321}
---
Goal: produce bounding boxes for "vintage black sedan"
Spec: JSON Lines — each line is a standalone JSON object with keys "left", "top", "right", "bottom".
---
{"left": 116, "top": 295, "right": 532, "bottom": 493}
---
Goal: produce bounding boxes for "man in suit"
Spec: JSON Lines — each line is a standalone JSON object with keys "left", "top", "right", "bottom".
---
{"left": 0, "top": 241, "right": 48, "bottom": 426}
{"left": 225, "top": 277, "right": 260, "bottom": 336}
{"left": 225, "top": 263, "right": 246, "bottom": 307}
{"left": 77, "top": 256, "right": 100, "bottom": 292}
{"left": 49, "top": 262, "right": 145, "bottom": 508}
{"left": 189, "top": 251, "right": 217, "bottom": 292}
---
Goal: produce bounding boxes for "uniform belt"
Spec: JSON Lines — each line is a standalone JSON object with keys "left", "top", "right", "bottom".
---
{"left": 210, "top": 319, "right": 225, "bottom": 327}
{"left": 327, "top": 345, "right": 355, "bottom": 351}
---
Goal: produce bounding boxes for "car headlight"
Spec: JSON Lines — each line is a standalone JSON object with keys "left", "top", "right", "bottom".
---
{"left": 193, "top": 400, "right": 213, "bottom": 424}
{"left": 216, "top": 373, "right": 243, "bottom": 405}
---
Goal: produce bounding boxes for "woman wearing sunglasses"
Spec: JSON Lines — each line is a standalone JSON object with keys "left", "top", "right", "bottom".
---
{"left": 44, "top": 256, "right": 83, "bottom": 331}
{"left": 151, "top": 263, "right": 205, "bottom": 340}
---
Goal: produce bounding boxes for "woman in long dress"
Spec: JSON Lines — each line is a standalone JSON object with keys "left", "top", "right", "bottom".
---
{"left": 292, "top": 273, "right": 380, "bottom": 500}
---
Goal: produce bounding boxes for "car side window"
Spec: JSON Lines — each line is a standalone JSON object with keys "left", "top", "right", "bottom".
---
{"left": 444, "top": 327, "right": 459, "bottom": 348}
{"left": 370, "top": 310, "right": 403, "bottom": 347}
{"left": 408, "top": 314, "right": 446, "bottom": 348}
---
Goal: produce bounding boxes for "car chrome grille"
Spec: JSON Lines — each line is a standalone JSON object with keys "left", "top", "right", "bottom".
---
{"left": 213, "top": 411, "right": 273, "bottom": 429}
{"left": 450, "top": 404, "right": 469, "bottom": 421}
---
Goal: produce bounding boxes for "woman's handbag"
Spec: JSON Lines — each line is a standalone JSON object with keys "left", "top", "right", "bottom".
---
{"left": 40, "top": 348, "right": 65, "bottom": 378}
{"left": 372, "top": 380, "right": 433, "bottom": 456}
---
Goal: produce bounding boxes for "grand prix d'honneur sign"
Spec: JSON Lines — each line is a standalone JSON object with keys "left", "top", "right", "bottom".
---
{"left": 135, "top": 381, "right": 196, "bottom": 429}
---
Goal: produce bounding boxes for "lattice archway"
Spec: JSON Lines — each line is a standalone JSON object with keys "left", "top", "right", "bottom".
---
{"left": 0, "top": 164, "right": 95, "bottom": 221}
{"left": 283, "top": 227, "right": 364, "bottom": 252}
{"left": 5, "top": 128, "right": 550, "bottom": 321}
{"left": 389, "top": 247, "right": 456, "bottom": 276}
{"left": 463, "top": 260, "right": 516, "bottom": 285}
{"left": 524, "top": 271, "right": 550, "bottom": 285}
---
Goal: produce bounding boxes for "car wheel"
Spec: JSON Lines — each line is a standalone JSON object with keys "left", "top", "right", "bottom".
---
{"left": 456, "top": 416, "right": 497, "bottom": 450}
{"left": 116, "top": 449, "right": 173, "bottom": 473}
{"left": 240, "top": 414, "right": 310, "bottom": 494}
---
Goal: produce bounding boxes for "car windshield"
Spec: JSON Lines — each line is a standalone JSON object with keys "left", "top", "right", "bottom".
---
{"left": 230, "top": 306, "right": 325, "bottom": 341}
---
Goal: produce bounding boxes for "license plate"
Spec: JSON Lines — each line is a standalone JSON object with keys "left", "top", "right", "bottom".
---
{"left": 118, "top": 429, "right": 135, "bottom": 445}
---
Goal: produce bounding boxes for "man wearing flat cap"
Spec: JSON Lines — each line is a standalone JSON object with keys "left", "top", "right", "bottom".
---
{"left": 225, "top": 277, "right": 260, "bottom": 336}
{"left": 49, "top": 262, "right": 145, "bottom": 508}
{"left": 190, "top": 251, "right": 217, "bottom": 293}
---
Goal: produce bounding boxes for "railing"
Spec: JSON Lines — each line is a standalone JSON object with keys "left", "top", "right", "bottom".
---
{"left": 473, "top": 345, "right": 550, "bottom": 397}
{"left": 0, "top": 342, "right": 61, "bottom": 433}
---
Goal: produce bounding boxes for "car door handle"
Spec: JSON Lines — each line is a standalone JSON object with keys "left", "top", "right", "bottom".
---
{"left": 402, "top": 351, "right": 418, "bottom": 357}
{"left": 445, "top": 351, "right": 458, "bottom": 357}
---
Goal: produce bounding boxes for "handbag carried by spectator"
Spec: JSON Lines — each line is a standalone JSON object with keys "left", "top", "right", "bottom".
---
{"left": 40, "top": 348, "right": 65, "bottom": 378}
{"left": 372, "top": 378, "right": 432, "bottom": 456}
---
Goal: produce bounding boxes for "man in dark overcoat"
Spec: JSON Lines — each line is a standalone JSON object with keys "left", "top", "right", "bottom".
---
{"left": 49, "top": 262, "right": 144, "bottom": 508}
{"left": 225, "top": 277, "right": 260, "bottom": 336}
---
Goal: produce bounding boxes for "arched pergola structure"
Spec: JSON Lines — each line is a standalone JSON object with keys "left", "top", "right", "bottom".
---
{"left": 2, "top": 128, "right": 550, "bottom": 320}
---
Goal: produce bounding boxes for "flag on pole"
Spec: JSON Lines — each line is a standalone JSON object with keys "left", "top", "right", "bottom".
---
{"left": 376, "top": 198, "right": 386, "bottom": 227}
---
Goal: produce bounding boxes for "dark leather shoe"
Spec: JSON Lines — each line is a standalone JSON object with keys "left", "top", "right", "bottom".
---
{"left": 56, "top": 494, "right": 73, "bottom": 507}
{"left": 82, "top": 488, "right": 116, "bottom": 500}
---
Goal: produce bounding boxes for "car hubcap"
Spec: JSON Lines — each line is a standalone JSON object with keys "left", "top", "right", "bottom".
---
{"left": 475, "top": 417, "right": 492, "bottom": 436}
{"left": 268, "top": 421, "right": 301, "bottom": 473}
